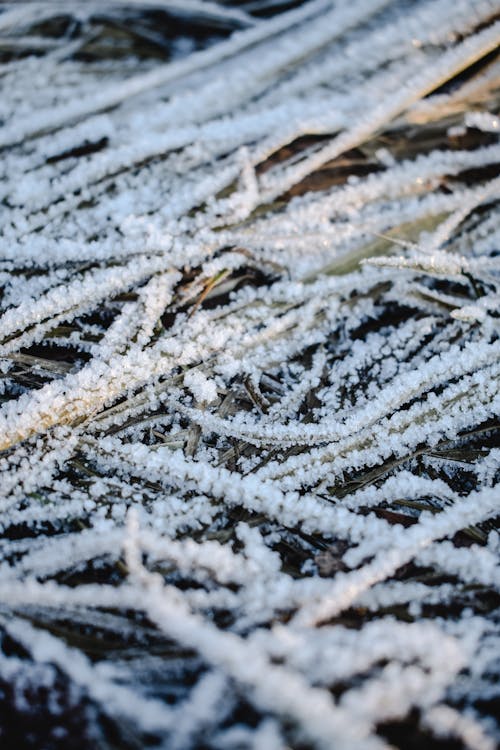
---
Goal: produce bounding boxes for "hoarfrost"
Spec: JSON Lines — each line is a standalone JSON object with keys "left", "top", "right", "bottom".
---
{"left": 0, "top": 1, "right": 499, "bottom": 749}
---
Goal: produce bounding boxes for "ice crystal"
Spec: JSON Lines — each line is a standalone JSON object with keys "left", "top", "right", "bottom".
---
{"left": 0, "top": 1, "right": 499, "bottom": 749}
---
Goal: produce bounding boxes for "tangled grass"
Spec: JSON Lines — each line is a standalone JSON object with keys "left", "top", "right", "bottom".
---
{"left": 0, "top": 1, "right": 499, "bottom": 748}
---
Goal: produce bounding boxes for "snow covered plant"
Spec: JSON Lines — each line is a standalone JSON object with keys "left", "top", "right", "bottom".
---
{"left": 1, "top": 1, "right": 500, "bottom": 748}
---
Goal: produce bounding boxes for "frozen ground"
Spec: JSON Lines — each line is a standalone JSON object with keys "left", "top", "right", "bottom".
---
{"left": 0, "top": 1, "right": 499, "bottom": 748}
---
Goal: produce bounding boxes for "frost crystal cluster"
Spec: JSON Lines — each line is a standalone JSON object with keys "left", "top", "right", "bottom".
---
{"left": 0, "top": 1, "right": 499, "bottom": 748}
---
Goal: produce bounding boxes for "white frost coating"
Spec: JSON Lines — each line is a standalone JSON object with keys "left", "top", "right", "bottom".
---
{"left": 1, "top": 2, "right": 499, "bottom": 749}
{"left": 465, "top": 110, "right": 500, "bottom": 133}
{"left": 1, "top": 616, "right": 176, "bottom": 732}
{"left": 422, "top": 705, "right": 496, "bottom": 750}
{"left": 258, "top": 20, "right": 500, "bottom": 200}
{"left": 184, "top": 369, "right": 218, "bottom": 404}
